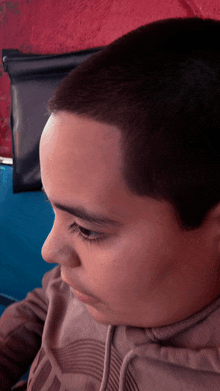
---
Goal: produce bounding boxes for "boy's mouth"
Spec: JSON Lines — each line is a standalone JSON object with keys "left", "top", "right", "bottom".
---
{"left": 61, "top": 267, "right": 100, "bottom": 305}
{"left": 72, "top": 288, "right": 100, "bottom": 305}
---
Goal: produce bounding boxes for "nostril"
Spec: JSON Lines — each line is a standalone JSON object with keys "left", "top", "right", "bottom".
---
{"left": 56, "top": 245, "right": 81, "bottom": 268}
{"left": 42, "top": 237, "right": 81, "bottom": 268}
{"left": 41, "top": 219, "right": 81, "bottom": 267}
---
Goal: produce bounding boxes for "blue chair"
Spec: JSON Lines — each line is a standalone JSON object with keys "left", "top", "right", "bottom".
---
{"left": 0, "top": 162, "right": 55, "bottom": 383}
{"left": 0, "top": 162, "right": 55, "bottom": 315}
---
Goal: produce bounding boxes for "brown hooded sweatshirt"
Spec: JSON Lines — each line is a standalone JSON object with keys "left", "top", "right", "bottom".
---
{"left": 1, "top": 265, "right": 220, "bottom": 391}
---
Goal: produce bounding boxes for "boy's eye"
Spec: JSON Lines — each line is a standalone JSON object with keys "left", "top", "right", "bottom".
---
{"left": 68, "top": 222, "right": 104, "bottom": 244}
{"left": 78, "top": 226, "right": 99, "bottom": 240}
{"left": 44, "top": 196, "right": 106, "bottom": 244}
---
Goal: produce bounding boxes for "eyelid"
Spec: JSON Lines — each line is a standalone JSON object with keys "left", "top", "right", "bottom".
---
{"left": 44, "top": 195, "right": 117, "bottom": 229}
{"left": 68, "top": 222, "right": 105, "bottom": 244}
{"left": 68, "top": 222, "right": 100, "bottom": 236}
{"left": 44, "top": 197, "right": 107, "bottom": 244}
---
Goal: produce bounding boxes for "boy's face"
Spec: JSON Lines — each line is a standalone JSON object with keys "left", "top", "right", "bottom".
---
{"left": 40, "top": 111, "right": 220, "bottom": 328}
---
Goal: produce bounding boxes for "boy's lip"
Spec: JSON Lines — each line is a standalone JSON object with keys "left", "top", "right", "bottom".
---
{"left": 61, "top": 268, "right": 99, "bottom": 303}
{"left": 72, "top": 288, "right": 100, "bottom": 305}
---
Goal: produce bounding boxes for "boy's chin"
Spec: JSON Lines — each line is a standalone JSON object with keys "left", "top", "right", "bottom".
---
{"left": 87, "top": 304, "right": 138, "bottom": 327}
{"left": 86, "top": 304, "right": 123, "bottom": 326}
{"left": 87, "top": 304, "right": 114, "bottom": 325}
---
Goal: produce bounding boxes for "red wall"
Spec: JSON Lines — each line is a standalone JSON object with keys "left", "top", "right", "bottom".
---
{"left": 1, "top": 0, "right": 220, "bottom": 157}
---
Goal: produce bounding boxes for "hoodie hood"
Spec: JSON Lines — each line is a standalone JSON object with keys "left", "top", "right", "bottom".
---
{"left": 99, "top": 293, "right": 220, "bottom": 390}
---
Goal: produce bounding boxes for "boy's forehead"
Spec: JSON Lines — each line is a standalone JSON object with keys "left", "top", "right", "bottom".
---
{"left": 40, "top": 112, "right": 126, "bottom": 212}
{"left": 41, "top": 113, "right": 126, "bottom": 194}
{"left": 40, "top": 111, "right": 173, "bottom": 226}
{"left": 41, "top": 112, "right": 121, "bottom": 152}
{"left": 41, "top": 112, "right": 123, "bottom": 184}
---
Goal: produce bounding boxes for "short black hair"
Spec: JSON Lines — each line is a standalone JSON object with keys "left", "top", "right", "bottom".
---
{"left": 48, "top": 17, "right": 220, "bottom": 230}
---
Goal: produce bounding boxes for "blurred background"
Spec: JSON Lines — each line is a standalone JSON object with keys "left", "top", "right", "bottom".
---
{"left": 2, "top": 0, "right": 220, "bottom": 159}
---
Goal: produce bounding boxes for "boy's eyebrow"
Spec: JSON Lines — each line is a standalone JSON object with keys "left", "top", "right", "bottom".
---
{"left": 42, "top": 187, "right": 120, "bottom": 228}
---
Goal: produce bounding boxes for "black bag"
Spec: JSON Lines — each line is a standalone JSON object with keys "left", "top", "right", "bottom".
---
{"left": 2, "top": 47, "right": 102, "bottom": 193}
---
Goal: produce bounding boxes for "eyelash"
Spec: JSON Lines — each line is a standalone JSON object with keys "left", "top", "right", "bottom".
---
{"left": 44, "top": 197, "right": 105, "bottom": 245}
{"left": 68, "top": 222, "right": 104, "bottom": 244}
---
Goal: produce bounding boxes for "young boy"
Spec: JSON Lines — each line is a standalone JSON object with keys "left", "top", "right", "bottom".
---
{"left": 2, "top": 17, "right": 220, "bottom": 391}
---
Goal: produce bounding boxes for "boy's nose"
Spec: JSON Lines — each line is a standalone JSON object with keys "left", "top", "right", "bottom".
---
{"left": 41, "top": 221, "right": 81, "bottom": 268}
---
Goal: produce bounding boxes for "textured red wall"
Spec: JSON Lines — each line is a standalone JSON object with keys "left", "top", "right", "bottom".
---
{"left": 1, "top": 0, "right": 220, "bottom": 157}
